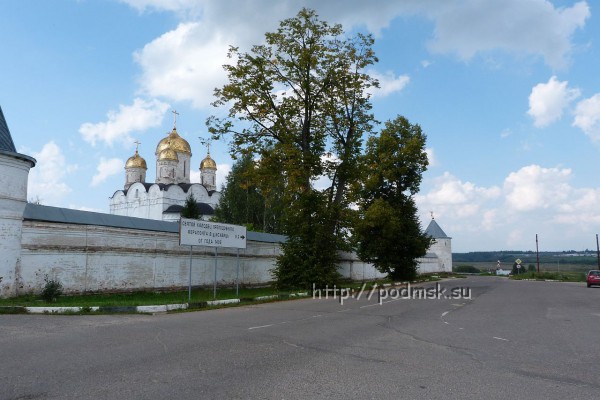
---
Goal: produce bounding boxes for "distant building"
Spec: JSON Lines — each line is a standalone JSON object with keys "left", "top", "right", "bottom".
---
{"left": 109, "top": 120, "right": 220, "bottom": 221}
{"left": 418, "top": 217, "right": 452, "bottom": 274}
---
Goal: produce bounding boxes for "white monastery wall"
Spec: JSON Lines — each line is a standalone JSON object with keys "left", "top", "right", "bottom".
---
{"left": 17, "top": 220, "right": 284, "bottom": 295}
{"left": 337, "top": 251, "right": 387, "bottom": 280}
{"left": 3, "top": 214, "right": 452, "bottom": 297}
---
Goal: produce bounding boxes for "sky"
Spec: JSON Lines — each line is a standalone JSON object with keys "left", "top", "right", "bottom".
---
{"left": 1, "top": 0, "right": 599, "bottom": 252}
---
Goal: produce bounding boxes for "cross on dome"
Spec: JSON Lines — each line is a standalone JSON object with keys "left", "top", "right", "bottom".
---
{"left": 172, "top": 110, "right": 179, "bottom": 129}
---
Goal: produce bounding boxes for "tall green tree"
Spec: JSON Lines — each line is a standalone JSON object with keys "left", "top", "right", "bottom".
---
{"left": 209, "top": 8, "right": 378, "bottom": 288}
{"left": 354, "top": 116, "right": 432, "bottom": 281}
{"left": 213, "top": 153, "right": 284, "bottom": 233}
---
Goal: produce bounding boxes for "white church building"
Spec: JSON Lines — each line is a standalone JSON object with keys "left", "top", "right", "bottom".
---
{"left": 109, "top": 121, "right": 221, "bottom": 222}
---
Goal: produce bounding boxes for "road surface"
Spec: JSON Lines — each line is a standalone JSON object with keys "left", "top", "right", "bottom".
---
{"left": 1, "top": 277, "right": 599, "bottom": 399}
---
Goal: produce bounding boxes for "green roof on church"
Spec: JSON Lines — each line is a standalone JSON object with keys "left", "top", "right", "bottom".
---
{"left": 0, "top": 106, "right": 17, "bottom": 153}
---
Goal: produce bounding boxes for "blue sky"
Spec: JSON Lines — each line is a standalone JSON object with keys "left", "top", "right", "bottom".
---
{"left": 1, "top": 0, "right": 599, "bottom": 252}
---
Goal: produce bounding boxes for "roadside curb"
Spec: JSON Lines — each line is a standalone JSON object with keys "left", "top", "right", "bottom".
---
{"left": 3, "top": 292, "right": 311, "bottom": 315}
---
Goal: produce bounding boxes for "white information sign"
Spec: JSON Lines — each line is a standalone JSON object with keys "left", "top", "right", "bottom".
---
{"left": 179, "top": 218, "right": 247, "bottom": 249}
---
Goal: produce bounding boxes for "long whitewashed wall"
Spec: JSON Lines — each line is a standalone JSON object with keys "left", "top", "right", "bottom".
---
{"left": 16, "top": 220, "right": 285, "bottom": 295}
{"left": 7, "top": 217, "right": 448, "bottom": 297}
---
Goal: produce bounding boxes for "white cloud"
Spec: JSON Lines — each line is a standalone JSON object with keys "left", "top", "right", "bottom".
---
{"left": 119, "top": 0, "right": 195, "bottom": 13}
{"left": 426, "top": 0, "right": 590, "bottom": 69}
{"left": 573, "top": 93, "right": 600, "bottom": 142}
{"left": 504, "top": 165, "right": 571, "bottom": 212}
{"left": 27, "top": 141, "right": 77, "bottom": 206}
{"left": 527, "top": 76, "right": 580, "bottom": 128}
{"left": 368, "top": 70, "right": 410, "bottom": 98}
{"left": 216, "top": 163, "right": 231, "bottom": 189}
{"left": 425, "top": 147, "right": 437, "bottom": 167}
{"left": 417, "top": 164, "right": 600, "bottom": 251}
{"left": 416, "top": 172, "right": 500, "bottom": 219}
{"left": 125, "top": 1, "right": 588, "bottom": 112}
{"left": 91, "top": 158, "right": 125, "bottom": 187}
{"left": 134, "top": 23, "right": 234, "bottom": 110}
{"left": 79, "top": 98, "right": 170, "bottom": 146}
{"left": 500, "top": 128, "right": 512, "bottom": 139}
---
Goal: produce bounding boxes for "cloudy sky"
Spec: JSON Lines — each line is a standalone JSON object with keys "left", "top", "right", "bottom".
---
{"left": 1, "top": 0, "right": 599, "bottom": 252}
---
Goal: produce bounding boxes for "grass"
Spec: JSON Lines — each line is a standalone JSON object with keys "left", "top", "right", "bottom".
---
{"left": 510, "top": 271, "right": 586, "bottom": 282}
{"left": 0, "top": 287, "right": 287, "bottom": 308}
{"left": 0, "top": 274, "right": 462, "bottom": 310}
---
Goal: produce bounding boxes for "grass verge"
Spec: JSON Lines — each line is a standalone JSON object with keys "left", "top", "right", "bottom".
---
{"left": 510, "top": 271, "right": 586, "bottom": 282}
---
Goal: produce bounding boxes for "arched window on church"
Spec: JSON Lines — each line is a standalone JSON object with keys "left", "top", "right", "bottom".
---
{"left": 135, "top": 189, "right": 139, "bottom": 198}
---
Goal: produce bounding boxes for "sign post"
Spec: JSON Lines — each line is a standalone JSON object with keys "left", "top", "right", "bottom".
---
{"left": 179, "top": 218, "right": 247, "bottom": 301}
{"left": 188, "top": 246, "right": 192, "bottom": 302}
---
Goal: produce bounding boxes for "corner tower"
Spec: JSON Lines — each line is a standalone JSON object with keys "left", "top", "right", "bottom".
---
{"left": 424, "top": 216, "right": 452, "bottom": 272}
{"left": 0, "top": 106, "right": 36, "bottom": 298}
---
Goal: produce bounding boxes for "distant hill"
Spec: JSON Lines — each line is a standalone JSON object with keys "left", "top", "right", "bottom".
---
{"left": 453, "top": 251, "right": 599, "bottom": 266}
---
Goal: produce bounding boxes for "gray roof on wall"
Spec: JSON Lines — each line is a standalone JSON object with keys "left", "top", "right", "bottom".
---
{"left": 0, "top": 106, "right": 17, "bottom": 153}
{"left": 24, "top": 203, "right": 179, "bottom": 233}
{"left": 23, "top": 203, "right": 286, "bottom": 243}
{"left": 425, "top": 219, "right": 451, "bottom": 239}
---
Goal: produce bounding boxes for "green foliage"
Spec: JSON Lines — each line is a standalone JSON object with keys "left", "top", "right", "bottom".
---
{"left": 453, "top": 251, "right": 599, "bottom": 266}
{"left": 511, "top": 271, "right": 586, "bottom": 282}
{"left": 511, "top": 263, "right": 529, "bottom": 275}
{"left": 41, "top": 275, "right": 63, "bottom": 303}
{"left": 209, "top": 8, "right": 379, "bottom": 287}
{"left": 454, "top": 265, "right": 481, "bottom": 274}
{"left": 354, "top": 116, "right": 431, "bottom": 281}
{"left": 274, "top": 192, "right": 341, "bottom": 289}
{"left": 527, "top": 264, "right": 536, "bottom": 272}
{"left": 180, "top": 193, "right": 200, "bottom": 219}
{"left": 213, "top": 154, "right": 284, "bottom": 233}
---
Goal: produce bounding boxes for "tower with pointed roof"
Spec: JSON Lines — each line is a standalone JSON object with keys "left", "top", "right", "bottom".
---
{"left": 0, "top": 106, "right": 37, "bottom": 297}
{"left": 420, "top": 215, "right": 452, "bottom": 273}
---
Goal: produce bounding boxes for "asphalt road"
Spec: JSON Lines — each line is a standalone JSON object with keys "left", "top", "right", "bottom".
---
{"left": 1, "top": 277, "right": 599, "bottom": 400}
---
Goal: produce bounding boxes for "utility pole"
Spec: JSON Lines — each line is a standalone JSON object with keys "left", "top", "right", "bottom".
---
{"left": 596, "top": 234, "right": 599, "bottom": 269}
{"left": 536, "top": 234, "right": 540, "bottom": 273}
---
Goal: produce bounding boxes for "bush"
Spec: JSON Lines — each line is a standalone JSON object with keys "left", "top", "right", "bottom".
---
{"left": 454, "top": 265, "right": 481, "bottom": 274}
{"left": 41, "top": 275, "right": 63, "bottom": 303}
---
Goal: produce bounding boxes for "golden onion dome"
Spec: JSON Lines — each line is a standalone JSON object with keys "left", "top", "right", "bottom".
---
{"left": 125, "top": 150, "right": 147, "bottom": 170}
{"left": 155, "top": 127, "right": 191, "bottom": 155}
{"left": 200, "top": 153, "right": 217, "bottom": 169}
{"left": 158, "top": 148, "right": 178, "bottom": 161}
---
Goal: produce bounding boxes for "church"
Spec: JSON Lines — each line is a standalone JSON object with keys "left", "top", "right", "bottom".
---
{"left": 109, "top": 117, "right": 221, "bottom": 221}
